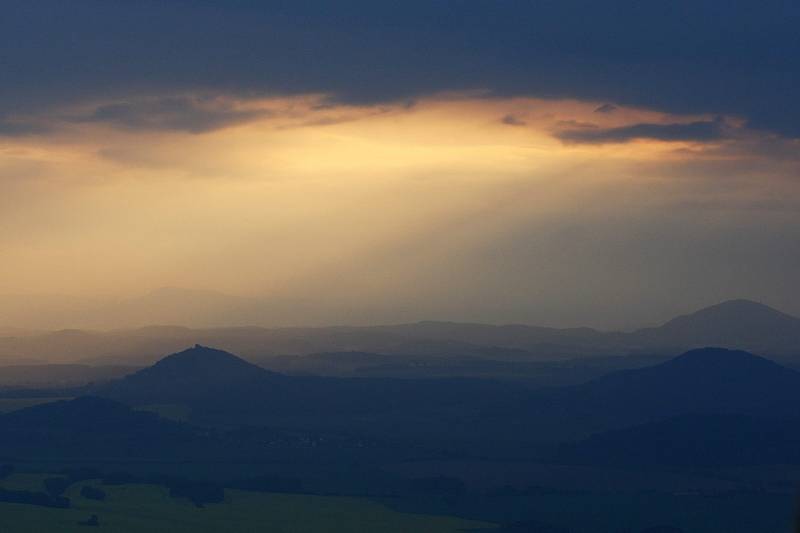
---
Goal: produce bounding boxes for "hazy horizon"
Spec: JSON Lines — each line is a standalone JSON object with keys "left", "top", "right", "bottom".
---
{"left": 0, "top": 286, "right": 797, "bottom": 332}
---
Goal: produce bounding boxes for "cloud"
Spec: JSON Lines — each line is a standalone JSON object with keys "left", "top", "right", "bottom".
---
{"left": 0, "top": 1, "right": 799, "bottom": 137}
{"left": 594, "top": 104, "right": 617, "bottom": 114}
{"left": 556, "top": 119, "right": 598, "bottom": 129}
{"left": 501, "top": 114, "right": 526, "bottom": 126}
{"left": 556, "top": 118, "right": 727, "bottom": 144}
{"left": 75, "top": 96, "right": 268, "bottom": 133}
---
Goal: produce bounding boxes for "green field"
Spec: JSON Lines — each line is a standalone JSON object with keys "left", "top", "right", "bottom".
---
{"left": 0, "top": 475, "right": 494, "bottom": 533}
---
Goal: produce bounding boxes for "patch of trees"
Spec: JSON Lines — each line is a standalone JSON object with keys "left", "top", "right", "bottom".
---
{"left": 0, "top": 466, "right": 236, "bottom": 511}
{"left": 43, "top": 477, "right": 71, "bottom": 497}
{"left": 0, "top": 488, "right": 70, "bottom": 508}
{"left": 80, "top": 486, "right": 106, "bottom": 501}
{"left": 78, "top": 514, "right": 100, "bottom": 527}
{"left": 165, "top": 478, "right": 225, "bottom": 508}
{"left": 1, "top": 466, "right": 236, "bottom": 510}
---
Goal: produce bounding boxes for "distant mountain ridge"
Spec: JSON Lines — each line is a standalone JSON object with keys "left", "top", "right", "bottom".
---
{"left": 0, "top": 363, "right": 135, "bottom": 388}
{"left": 0, "top": 299, "right": 798, "bottom": 366}
{"left": 630, "top": 299, "right": 800, "bottom": 353}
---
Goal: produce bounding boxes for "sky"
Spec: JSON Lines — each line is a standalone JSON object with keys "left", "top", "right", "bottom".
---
{"left": 1, "top": 0, "right": 799, "bottom": 329}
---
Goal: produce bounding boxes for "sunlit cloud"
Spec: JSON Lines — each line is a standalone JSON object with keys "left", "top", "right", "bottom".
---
{"left": 0, "top": 92, "right": 798, "bottom": 327}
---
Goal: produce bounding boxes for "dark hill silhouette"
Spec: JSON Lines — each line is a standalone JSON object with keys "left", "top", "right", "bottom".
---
{"left": 0, "top": 393, "right": 437, "bottom": 464}
{"left": 130, "top": 344, "right": 274, "bottom": 381}
{"left": 94, "top": 345, "right": 534, "bottom": 449}
{"left": 578, "top": 348, "right": 800, "bottom": 416}
{"left": 560, "top": 348, "right": 800, "bottom": 422}
{"left": 0, "top": 396, "right": 201, "bottom": 458}
{"left": 497, "top": 347, "right": 800, "bottom": 440}
{"left": 93, "top": 345, "right": 800, "bottom": 450}
{"left": 95, "top": 345, "right": 284, "bottom": 403}
{"left": 558, "top": 413, "right": 800, "bottom": 466}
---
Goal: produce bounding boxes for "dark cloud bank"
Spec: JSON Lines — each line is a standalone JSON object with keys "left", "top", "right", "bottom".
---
{"left": 1, "top": 0, "right": 799, "bottom": 136}
{"left": 557, "top": 119, "right": 727, "bottom": 144}
{"left": 78, "top": 96, "right": 267, "bottom": 133}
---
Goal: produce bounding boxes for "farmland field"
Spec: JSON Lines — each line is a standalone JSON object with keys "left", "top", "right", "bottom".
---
{"left": 0, "top": 476, "right": 494, "bottom": 533}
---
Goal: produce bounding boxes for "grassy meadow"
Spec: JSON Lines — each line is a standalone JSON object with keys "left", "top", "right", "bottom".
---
{"left": 0, "top": 473, "right": 493, "bottom": 533}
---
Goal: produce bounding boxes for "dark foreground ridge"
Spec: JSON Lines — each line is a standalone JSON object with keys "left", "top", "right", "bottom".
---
{"left": 1, "top": 344, "right": 799, "bottom": 533}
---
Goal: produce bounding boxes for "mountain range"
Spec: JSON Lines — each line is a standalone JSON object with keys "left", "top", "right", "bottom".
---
{"left": 4, "top": 343, "right": 800, "bottom": 469}
{"left": 88, "top": 344, "right": 800, "bottom": 452}
{"left": 94, "top": 345, "right": 533, "bottom": 446}
{"left": 0, "top": 299, "right": 798, "bottom": 370}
